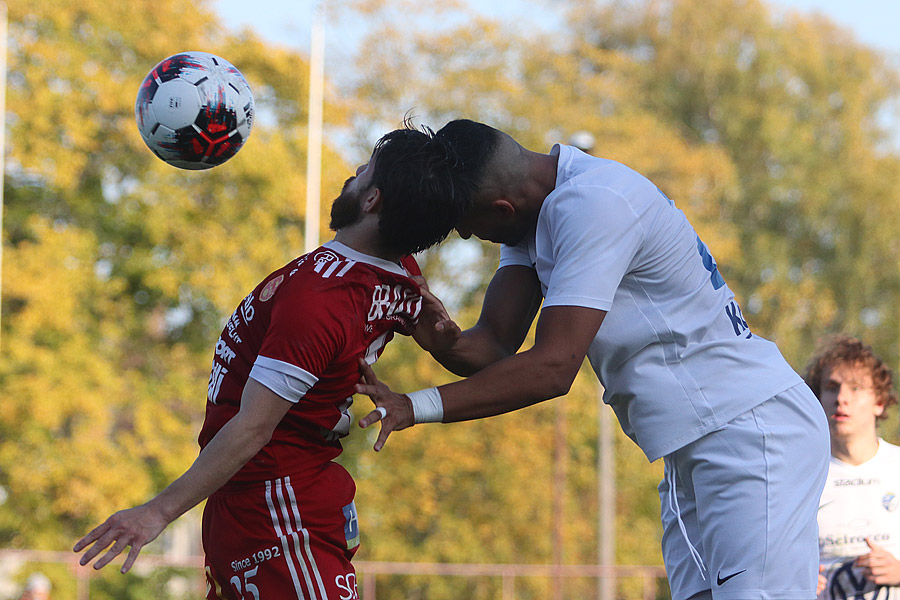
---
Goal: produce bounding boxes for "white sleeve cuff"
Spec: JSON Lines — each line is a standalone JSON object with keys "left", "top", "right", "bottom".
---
{"left": 408, "top": 387, "right": 443, "bottom": 423}
{"left": 249, "top": 357, "right": 318, "bottom": 403}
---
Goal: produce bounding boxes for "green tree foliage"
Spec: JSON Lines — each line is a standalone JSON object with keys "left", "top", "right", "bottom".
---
{"left": 340, "top": 0, "right": 900, "bottom": 597}
{"left": 5, "top": 0, "right": 900, "bottom": 598}
{"left": 569, "top": 0, "right": 900, "bottom": 369}
{"left": 2, "top": 1, "right": 350, "bottom": 596}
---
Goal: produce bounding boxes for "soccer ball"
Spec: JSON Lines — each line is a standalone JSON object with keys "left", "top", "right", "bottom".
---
{"left": 135, "top": 51, "right": 254, "bottom": 170}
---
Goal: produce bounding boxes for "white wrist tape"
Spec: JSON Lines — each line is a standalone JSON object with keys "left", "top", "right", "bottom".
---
{"left": 407, "top": 387, "right": 444, "bottom": 424}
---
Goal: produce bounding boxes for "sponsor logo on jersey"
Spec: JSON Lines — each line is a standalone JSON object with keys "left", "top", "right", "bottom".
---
{"left": 214, "top": 336, "right": 236, "bottom": 364}
{"left": 367, "top": 284, "right": 422, "bottom": 322}
{"left": 259, "top": 274, "right": 284, "bottom": 302}
{"left": 834, "top": 477, "right": 880, "bottom": 487}
{"left": 821, "top": 533, "right": 890, "bottom": 547}
{"left": 208, "top": 361, "right": 228, "bottom": 404}
{"left": 225, "top": 311, "right": 243, "bottom": 344}
{"left": 343, "top": 501, "right": 360, "bottom": 550}
{"left": 883, "top": 493, "right": 898, "bottom": 512}
{"left": 239, "top": 293, "right": 255, "bottom": 324}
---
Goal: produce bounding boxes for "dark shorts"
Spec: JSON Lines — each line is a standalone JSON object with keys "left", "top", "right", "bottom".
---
{"left": 203, "top": 462, "right": 360, "bottom": 600}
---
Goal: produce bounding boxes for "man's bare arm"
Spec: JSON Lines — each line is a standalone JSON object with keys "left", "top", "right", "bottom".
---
{"left": 415, "top": 265, "right": 543, "bottom": 376}
{"left": 73, "top": 379, "right": 292, "bottom": 572}
{"left": 360, "top": 304, "right": 605, "bottom": 450}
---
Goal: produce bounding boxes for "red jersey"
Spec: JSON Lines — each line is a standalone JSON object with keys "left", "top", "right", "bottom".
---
{"left": 198, "top": 241, "right": 422, "bottom": 484}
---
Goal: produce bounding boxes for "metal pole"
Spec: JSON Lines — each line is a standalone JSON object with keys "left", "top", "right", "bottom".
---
{"left": 598, "top": 385, "right": 616, "bottom": 600}
{"left": 553, "top": 397, "right": 567, "bottom": 600}
{"left": 76, "top": 563, "right": 90, "bottom": 600}
{"left": 362, "top": 571, "right": 375, "bottom": 600}
{"left": 304, "top": 2, "right": 324, "bottom": 253}
{"left": 0, "top": 2, "right": 7, "bottom": 354}
{"left": 569, "top": 131, "right": 616, "bottom": 600}
{"left": 567, "top": 133, "right": 615, "bottom": 600}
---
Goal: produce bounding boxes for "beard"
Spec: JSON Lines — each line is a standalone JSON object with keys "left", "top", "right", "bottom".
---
{"left": 328, "top": 181, "right": 364, "bottom": 230}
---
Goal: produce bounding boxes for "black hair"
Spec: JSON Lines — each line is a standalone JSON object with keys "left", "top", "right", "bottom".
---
{"left": 435, "top": 119, "right": 503, "bottom": 194}
{"left": 371, "top": 123, "right": 473, "bottom": 255}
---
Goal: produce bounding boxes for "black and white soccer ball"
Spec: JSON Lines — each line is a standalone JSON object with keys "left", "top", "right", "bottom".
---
{"left": 135, "top": 51, "right": 254, "bottom": 170}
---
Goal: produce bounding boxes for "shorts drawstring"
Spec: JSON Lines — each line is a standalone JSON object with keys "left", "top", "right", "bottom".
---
{"left": 666, "top": 458, "right": 708, "bottom": 580}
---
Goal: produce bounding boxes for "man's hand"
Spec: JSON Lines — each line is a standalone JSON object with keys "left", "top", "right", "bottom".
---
{"left": 411, "top": 276, "right": 462, "bottom": 355}
{"left": 356, "top": 359, "right": 415, "bottom": 451}
{"left": 73, "top": 502, "right": 170, "bottom": 573}
{"left": 856, "top": 538, "right": 900, "bottom": 586}
{"left": 817, "top": 564, "right": 827, "bottom": 596}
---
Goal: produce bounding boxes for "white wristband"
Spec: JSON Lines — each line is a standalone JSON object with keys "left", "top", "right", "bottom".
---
{"left": 407, "top": 387, "right": 443, "bottom": 424}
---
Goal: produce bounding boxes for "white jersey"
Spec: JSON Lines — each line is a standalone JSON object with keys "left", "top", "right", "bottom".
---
{"left": 818, "top": 439, "right": 900, "bottom": 600}
{"left": 499, "top": 144, "right": 802, "bottom": 461}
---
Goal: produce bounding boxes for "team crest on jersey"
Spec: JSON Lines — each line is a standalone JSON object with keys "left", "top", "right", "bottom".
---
{"left": 883, "top": 493, "right": 898, "bottom": 512}
{"left": 313, "top": 250, "right": 340, "bottom": 271}
{"left": 260, "top": 274, "right": 284, "bottom": 302}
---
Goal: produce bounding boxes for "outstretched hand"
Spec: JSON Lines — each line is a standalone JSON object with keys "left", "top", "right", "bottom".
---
{"left": 356, "top": 359, "right": 415, "bottom": 451}
{"left": 411, "top": 276, "right": 462, "bottom": 355}
{"left": 73, "top": 503, "right": 169, "bottom": 573}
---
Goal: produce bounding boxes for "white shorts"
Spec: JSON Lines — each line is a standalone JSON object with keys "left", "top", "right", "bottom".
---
{"left": 659, "top": 383, "right": 829, "bottom": 600}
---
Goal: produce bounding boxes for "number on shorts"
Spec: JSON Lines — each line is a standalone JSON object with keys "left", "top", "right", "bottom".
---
{"left": 230, "top": 566, "right": 260, "bottom": 600}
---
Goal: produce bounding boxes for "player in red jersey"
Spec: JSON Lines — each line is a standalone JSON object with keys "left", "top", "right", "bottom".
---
{"left": 73, "top": 125, "right": 471, "bottom": 600}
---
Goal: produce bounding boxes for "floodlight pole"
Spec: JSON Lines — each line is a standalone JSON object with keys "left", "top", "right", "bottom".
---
{"left": 304, "top": 2, "right": 325, "bottom": 253}
{"left": 569, "top": 131, "right": 616, "bottom": 600}
{"left": 598, "top": 388, "right": 616, "bottom": 600}
{"left": 553, "top": 398, "right": 567, "bottom": 600}
{"left": 0, "top": 2, "right": 7, "bottom": 354}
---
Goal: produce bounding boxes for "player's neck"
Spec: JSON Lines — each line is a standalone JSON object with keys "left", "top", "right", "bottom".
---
{"left": 831, "top": 433, "right": 879, "bottom": 466}
{"left": 526, "top": 151, "right": 559, "bottom": 210}
{"left": 333, "top": 225, "right": 402, "bottom": 263}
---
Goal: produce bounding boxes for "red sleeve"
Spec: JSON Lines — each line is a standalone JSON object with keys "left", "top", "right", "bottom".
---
{"left": 400, "top": 255, "right": 422, "bottom": 277}
{"left": 257, "top": 281, "right": 353, "bottom": 379}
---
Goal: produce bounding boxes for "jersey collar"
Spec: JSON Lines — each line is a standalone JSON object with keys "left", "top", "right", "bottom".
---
{"left": 323, "top": 240, "right": 409, "bottom": 276}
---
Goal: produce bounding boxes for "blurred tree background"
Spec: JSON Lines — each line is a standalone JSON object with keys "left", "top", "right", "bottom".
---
{"left": 2, "top": 0, "right": 900, "bottom": 598}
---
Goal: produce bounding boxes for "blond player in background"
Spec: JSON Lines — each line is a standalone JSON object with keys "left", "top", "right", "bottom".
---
{"left": 805, "top": 335, "right": 900, "bottom": 600}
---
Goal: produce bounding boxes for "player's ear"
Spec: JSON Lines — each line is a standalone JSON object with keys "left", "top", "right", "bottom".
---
{"left": 491, "top": 199, "right": 515, "bottom": 216}
{"left": 362, "top": 187, "right": 382, "bottom": 214}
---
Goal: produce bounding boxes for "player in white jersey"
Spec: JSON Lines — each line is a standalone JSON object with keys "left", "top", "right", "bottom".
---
{"left": 355, "top": 119, "right": 830, "bottom": 599}
{"left": 805, "top": 335, "right": 900, "bottom": 600}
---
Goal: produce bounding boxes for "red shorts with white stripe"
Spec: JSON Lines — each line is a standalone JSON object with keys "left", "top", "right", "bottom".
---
{"left": 203, "top": 462, "right": 361, "bottom": 600}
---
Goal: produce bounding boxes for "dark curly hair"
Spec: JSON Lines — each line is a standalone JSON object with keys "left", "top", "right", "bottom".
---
{"left": 369, "top": 123, "right": 473, "bottom": 255}
{"left": 804, "top": 335, "right": 897, "bottom": 419}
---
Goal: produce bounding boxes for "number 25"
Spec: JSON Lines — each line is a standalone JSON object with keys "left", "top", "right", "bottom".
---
{"left": 230, "top": 566, "right": 260, "bottom": 600}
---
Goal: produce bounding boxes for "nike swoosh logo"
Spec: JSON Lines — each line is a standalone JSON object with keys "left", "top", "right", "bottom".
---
{"left": 716, "top": 569, "right": 746, "bottom": 586}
